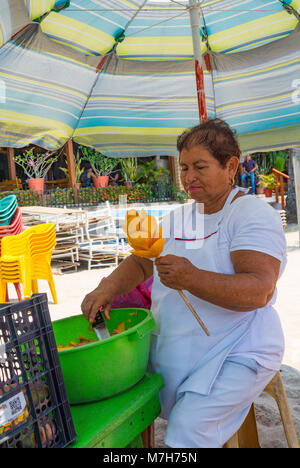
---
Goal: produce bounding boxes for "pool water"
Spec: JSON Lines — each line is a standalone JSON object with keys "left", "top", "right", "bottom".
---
{"left": 112, "top": 203, "right": 184, "bottom": 221}
{"left": 111, "top": 203, "right": 184, "bottom": 240}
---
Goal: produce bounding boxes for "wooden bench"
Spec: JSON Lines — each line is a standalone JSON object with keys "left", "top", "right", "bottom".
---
{"left": 0, "top": 178, "right": 22, "bottom": 191}
{"left": 45, "top": 178, "right": 69, "bottom": 190}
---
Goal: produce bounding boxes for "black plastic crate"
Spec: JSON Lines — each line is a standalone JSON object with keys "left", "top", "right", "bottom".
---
{"left": 0, "top": 294, "right": 76, "bottom": 448}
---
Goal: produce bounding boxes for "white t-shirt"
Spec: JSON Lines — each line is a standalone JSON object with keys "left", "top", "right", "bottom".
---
{"left": 152, "top": 193, "right": 287, "bottom": 371}
{"left": 225, "top": 195, "right": 287, "bottom": 276}
{"left": 220, "top": 195, "right": 287, "bottom": 369}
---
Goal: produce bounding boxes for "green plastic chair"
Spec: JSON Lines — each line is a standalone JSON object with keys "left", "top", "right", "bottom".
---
{"left": 0, "top": 195, "right": 17, "bottom": 213}
{"left": 0, "top": 195, "right": 17, "bottom": 226}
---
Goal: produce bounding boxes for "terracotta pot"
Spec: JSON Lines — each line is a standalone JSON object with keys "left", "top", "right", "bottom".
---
{"left": 124, "top": 180, "right": 134, "bottom": 188}
{"left": 28, "top": 178, "right": 44, "bottom": 193}
{"left": 92, "top": 175, "right": 109, "bottom": 188}
{"left": 255, "top": 185, "right": 264, "bottom": 195}
{"left": 264, "top": 188, "right": 273, "bottom": 197}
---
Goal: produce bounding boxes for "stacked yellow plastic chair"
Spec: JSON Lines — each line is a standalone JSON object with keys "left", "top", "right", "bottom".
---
{"left": 0, "top": 223, "right": 57, "bottom": 303}
{"left": 27, "top": 223, "right": 57, "bottom": 304}
{"left": 0, "top": 230, "right": 31, "bottom": 302}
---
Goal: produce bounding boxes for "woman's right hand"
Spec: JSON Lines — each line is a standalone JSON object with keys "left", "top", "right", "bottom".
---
{"left": 81, "top": 284, "right": 115, "bottom": 323}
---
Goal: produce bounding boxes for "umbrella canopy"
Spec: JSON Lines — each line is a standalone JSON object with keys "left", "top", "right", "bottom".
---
{"left": 0, "top": 0, "right": 300, "bottom": 155}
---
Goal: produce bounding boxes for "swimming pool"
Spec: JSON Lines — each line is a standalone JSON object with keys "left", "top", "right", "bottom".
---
{"left": 112, "top": 203, "right": 184, "bottom": 221}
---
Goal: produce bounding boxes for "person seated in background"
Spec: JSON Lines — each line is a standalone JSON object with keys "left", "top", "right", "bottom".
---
{"left": 241, "top": 154, "right": 258, "bottom": 194}
{"left": 82, "top": 165, "right": 95, "bottom": 188}
{"left": 109, "top": 168, "right": 122, "bottom": 186}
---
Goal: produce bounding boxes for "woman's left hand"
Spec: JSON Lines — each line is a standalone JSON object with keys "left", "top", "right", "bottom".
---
{"left": 154, "top": 255, "right": 195, "bottom": 290}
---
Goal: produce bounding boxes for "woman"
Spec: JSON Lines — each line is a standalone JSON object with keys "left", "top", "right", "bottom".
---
{"left": 81, "top": 119, "right": 287, "bottom": 448}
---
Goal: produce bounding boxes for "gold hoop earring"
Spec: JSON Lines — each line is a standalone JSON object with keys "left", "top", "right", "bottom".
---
{"left": 230, "top": 176, "right": 235, "bottom": 187}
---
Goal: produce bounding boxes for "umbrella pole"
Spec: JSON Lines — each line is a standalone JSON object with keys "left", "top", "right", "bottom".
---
{"left": 188, "top": 0, "right": 207, "bottom": 123}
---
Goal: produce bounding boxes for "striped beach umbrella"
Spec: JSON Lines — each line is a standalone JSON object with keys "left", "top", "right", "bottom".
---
{"left": 0, "top": 0, "right": 299, "bottom": 156}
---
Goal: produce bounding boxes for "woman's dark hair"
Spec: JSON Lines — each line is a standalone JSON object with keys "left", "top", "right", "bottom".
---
{"left": 177, "top": 118, "right": 240, "bottom": 167}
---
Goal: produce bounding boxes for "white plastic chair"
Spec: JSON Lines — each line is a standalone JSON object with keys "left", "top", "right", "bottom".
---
{"left": 79, "top": 202, "right": 127, "bottom": 269}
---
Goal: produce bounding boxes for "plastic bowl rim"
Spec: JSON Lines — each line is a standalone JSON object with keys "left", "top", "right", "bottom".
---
{"left": 55, "top": 307, "right": 156, "bottom": 354}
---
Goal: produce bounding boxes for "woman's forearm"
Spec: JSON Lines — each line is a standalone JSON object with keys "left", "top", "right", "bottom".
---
{"left": 97, "top": 255, "right": 153, "bottom": 296}
{"left": 81, "top": 255, "right": 153, "bottom": 322}
{"left": 185, "top": 267, "right": 274, "bottom": 312}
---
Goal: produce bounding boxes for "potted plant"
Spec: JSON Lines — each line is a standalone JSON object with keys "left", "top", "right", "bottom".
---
{"left": 136, "top": 159, "right": 170, "bottom": 185}
{"left": 274, "top": 151, "right": 288, "bottom": 173}
{"left": 176, "top": 189, "right": 189, "bottom": 203}
{"left": 79, "top": 145, "right": 119, "bottom": 188}
{"left": 255, "top": 174, "right": 265, "bottom": 195}
{"left": 120, "top": 157, "right": 138, "bottom": 187}
{"left": 258, "top": 173, "right": 277, "bottom": 197}
{"left": 14, "top": 148, "right": 59, "bottom": 193}
{"left": 60, "top": 151, "right": 84, "bottom": 189}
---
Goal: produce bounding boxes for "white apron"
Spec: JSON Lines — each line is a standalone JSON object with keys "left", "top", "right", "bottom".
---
{"left": 149, "top": 187, "right": 282, "bottom": 419}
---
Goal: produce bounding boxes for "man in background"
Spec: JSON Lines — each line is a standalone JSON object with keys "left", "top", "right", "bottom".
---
{"left": 241, "top": 154, "right": 258, "bottom": 194}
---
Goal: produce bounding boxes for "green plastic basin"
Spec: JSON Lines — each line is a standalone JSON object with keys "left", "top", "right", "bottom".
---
{"left": 52, "top": 308, "right": 156, "bottom": 405}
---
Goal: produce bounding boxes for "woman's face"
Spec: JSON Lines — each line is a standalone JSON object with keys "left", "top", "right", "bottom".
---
{"left": 179, "top": 144, "right": 239, "bottom": 205}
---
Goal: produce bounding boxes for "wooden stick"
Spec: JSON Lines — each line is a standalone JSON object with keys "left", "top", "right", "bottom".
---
{"left": 178, "top": 290, "right": 210, "bottom": 336}
{"left": 154, "top": 256, "right": 210, "bottom": 336}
